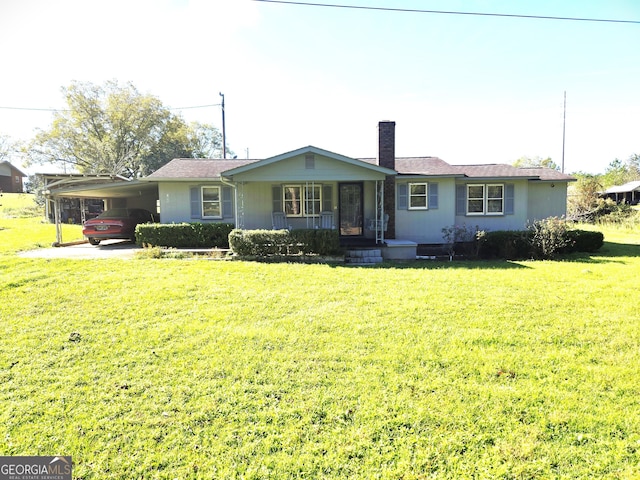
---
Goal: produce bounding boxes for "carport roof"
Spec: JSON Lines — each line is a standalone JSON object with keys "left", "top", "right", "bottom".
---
{"left": 45, "top": 178, "right": 158, "bottom": 199}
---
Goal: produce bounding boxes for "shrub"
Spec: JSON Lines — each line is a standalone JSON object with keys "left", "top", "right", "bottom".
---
{"left": 228, "top": 229, "right": 342, "bottom": 257}
{"left": 478, "top": 222, "right": 604, "bottom": 260}
{"left": 289, "top": 229, "right": 342, "bottom": 255}
{"left": 562, "top": 230, "right": 604, "bottom": 253}
{"left": 478, "top": 230, "right": 532, "bottom": 260}
{"left": 441, "top": 224, "right": 483, "bottom": 259}
{"left": 528, "top": 217, "right": 570, "bottom": 259}
{"left": 228, "top": 229, "right": 291, "bottom": 256}
{"left": 136, "top": 223, "right": 234, "bottom": 248}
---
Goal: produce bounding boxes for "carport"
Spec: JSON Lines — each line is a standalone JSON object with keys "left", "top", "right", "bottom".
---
{"left": 40, "top": 174, "right": 159, "bottom": 245}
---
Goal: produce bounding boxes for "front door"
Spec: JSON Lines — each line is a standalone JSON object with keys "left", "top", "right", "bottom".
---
{"left": 339, "top": 183, "right": 363, "bottom": 236}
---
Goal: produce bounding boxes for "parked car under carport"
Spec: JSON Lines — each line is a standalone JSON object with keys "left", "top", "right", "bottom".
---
{"left": 82, "top": 208, "right": 155, "bottom": 245}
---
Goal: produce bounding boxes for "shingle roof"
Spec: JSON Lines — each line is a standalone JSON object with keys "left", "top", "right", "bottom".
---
{"left": 512, "top": 167, "right": 576, "bottom": 181}
{"left": 145, "top": 156, "right": 575, "bottom": 182}
{"left": 146, "top": 158, "right": 257, "bottom": 179}
{"left": 359, "top": 157, "right": 461, "bottom": 176}
{"left": 360, "top": 158, "right": 573, "bottom": 181}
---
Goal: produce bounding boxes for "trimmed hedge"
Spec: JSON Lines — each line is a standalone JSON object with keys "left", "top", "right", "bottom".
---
{"left": 478, "top": 228, "right": 604, "bottom": 260}
{"left": 563, "top": 229, "right": 604, "bottom": 253}
{"left": 228, "top": 229, "right": 342, "bottom": 257}
{"left": 478, "top": 230, "right": 532, "bottom": 260}
{"left": 136, "top": 223, "right": 234, "bottom": 248}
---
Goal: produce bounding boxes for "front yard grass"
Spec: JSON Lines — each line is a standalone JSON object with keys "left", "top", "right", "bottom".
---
{"left": 0, "top": 193, "right": 83, "bottom": 253}
{"left": 1, "top": 204, "right": 639, "bottom": 478}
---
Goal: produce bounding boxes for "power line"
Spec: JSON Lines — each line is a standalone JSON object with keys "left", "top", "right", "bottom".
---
{"left": 170, "top": 103, "right": 221, "bottom": 110}
{"left": 0, "top": 103, "right": 221, "bottom": 113}
{"left": 0, "top": 106, "right": 69, "bottom": 112}
{"left": 251, "top": 0, "right": 640, "bottom": 24}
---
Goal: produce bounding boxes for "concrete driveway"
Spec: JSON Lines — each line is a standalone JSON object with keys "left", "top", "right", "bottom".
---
{"left": 19, "top": 239, "right": 141, "bottom": 259}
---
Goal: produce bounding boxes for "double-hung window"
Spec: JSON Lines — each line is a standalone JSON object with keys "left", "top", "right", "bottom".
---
{"left": 284, "top": 185, "right": 302, "bottom": 216}
{"left": 202, "top": 186, "right": 221, "bottom": 218}
{"left": 304, "top": 185, "right": 322, "bottom": 216}
{"left": 486, "top": 184, "right": 504, "bottom": 214}
{"left": 408, "top": 183, "right": 428, "bottom": 210}
{"left": 283, "top": 184, "right": 323, "bottom": 217}
{"left": 466, "top": 184, "right": 504, "bottom": 215}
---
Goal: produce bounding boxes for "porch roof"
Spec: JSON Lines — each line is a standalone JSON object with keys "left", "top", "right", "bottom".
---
{"left": 604, "top": 180, "right": 640, "bottom": 194}
{"left": 222, "top": 146, "right": 396, "bottom": 177}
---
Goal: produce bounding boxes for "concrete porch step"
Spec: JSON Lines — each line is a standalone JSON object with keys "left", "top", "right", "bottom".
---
{"left": 344, "top": 249, "right": 383, "bottom": 265}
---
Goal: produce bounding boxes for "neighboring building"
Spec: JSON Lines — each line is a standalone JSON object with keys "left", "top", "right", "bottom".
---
{"left": 145, "top": 121, "right": 575, "bottom": 245}
{"left": 602, "top": 181, "right": 640, "bottom": 205}
{"left": 0, "top": 161, "right": 27, "bottom": 193}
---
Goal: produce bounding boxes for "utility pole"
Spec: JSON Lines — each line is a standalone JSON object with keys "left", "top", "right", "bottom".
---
{"left": 562, "top": 91, "right": 566, "bottom": 173}
{"left": 219, "top": 92, "right": 227, "bottom": 159}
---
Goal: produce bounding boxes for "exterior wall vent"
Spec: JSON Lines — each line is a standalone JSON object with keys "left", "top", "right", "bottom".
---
{"left": 305, "top": 154, "right": 315, "bottom": 169}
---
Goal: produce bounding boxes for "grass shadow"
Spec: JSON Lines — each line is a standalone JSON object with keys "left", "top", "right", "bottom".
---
{"left": 561, "top": 241, "right": 640, "bottom": 264}
{"left": 348, "top": 258, "right": 532, "bottom": 270}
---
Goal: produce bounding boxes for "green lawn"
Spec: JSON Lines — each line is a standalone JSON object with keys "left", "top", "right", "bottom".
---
{"left": 1, "top": 195, "right": 639, "bottom": 478}
{"left": 0, "top": 193, "right": 84, "bottom": 252}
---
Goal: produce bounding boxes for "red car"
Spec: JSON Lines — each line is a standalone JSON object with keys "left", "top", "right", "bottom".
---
{"left": 83, "top": 208, "right": 154, "bottom": 245}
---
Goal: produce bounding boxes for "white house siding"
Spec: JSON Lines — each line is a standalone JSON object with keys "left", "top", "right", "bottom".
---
{"left": 237, "top": 182, "right": 275, "bottom": 229}
{"left": 159, "top": 182, "right": 226, "bottom": 223}
{"left": 454, "top": 179, "right": 530, "bottom": 233}
{"left": 231, "top": 153, "right": 386, "bottom": 182}
{"left": 157, "top": 183, "right": 193, "bottom": 223}
{"left": 527, "top": 182, "right": 568, "bottom": 221}
{"left": 395, "top": 178, "right": 457, "bottom": 244}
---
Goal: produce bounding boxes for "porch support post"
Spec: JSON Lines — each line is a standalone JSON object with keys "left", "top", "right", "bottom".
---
{"left": 379, "top": 180, "right": 385, "bottom": 244}
{"left": 374, "top": 180, "right": 385, "bottom": 245}
{"left": 53, "top": 197, "right": 63, "bottom": 246}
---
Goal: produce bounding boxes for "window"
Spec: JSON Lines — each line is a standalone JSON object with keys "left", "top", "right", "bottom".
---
{"left": 284, "top": 185, "right": 302, "bottom": 216}
{"left": 487, "top": 184, "right": 504, "bottom": 214}
{"left": 304, "top": 185, "right": 321, "bottom": 216}
{"left": 408, "top": 183, "right": 428, "bottom": 209}
{"left": 467, "top": 185, "right": 484, "bottom": 214}
{"left": 466, "top": 184, "right": 504, "bottom": 215}
{"left": 283, "top": 184, "right": 323, "bottom": 217}
{"left": 201, "top": 186, "right": 221, "bottom": 218}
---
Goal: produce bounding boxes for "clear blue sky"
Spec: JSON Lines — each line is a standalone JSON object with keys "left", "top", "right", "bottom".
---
{"left": 1, "top": 0, "right": 639, "bottom": 174}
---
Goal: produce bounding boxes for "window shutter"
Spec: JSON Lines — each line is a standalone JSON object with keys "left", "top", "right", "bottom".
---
{"left": 505, "top": 183, "right": 515, "bottom": 215}
{"left": 322, "top": 185, "right": 332, "bottom": 212}
{"left": 428, "top": 182, "right": 439, "bottom": 209}
{"left": 272, "top": 186, "right": 282, "bottom": 213}
{"left": 190, "top": 187, "right": 201, "bottom": 219}
{"left": 222, "top": 186, "right": 233, "bottom": 218}
{"left": 397, "top": 183, "right": 408, "bottom": 210}
{"left": 456, "top": 184, "right": 466, "bottom": 215}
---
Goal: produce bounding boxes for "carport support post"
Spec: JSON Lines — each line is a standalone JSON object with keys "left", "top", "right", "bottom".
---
{"left": 80, "top": 198, "right": 86, "bottom": 224}
{"left": 54, "top": 197, "right": 63, "bottom": 246}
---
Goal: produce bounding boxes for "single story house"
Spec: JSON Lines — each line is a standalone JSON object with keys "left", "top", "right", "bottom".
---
{"left": 601, "top": 180, "right": 640, "bottom": 205}
{"left": 0, "top": 161, "right": 27, "bottom": 193}
{"left": 143, "top": 121, "right": 575, "bottom": 246}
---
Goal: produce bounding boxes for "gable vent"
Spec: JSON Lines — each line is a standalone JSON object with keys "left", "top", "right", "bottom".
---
{"left": 305, "top": 154, "right": 315, "bottom": 169}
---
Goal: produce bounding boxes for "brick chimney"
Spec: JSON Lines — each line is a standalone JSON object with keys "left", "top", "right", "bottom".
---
{"left": 377, "top": 121, "right": 396, "bottom": 238}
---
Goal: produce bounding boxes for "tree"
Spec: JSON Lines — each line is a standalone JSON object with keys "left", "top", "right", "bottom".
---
{"left": 25, "top": 81, "right": 228, "bottom": 178}
{"left": 513, "top": 156, "right": 560, "bottom": 171}
{"left": 0, "top": 134, "right": 16, "bottom": 162}
{"left": 567, "top": 172, "right": 603, "bottom": 220}
{"left": 601, "top": 154, "right": 640, "bottom": 187}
